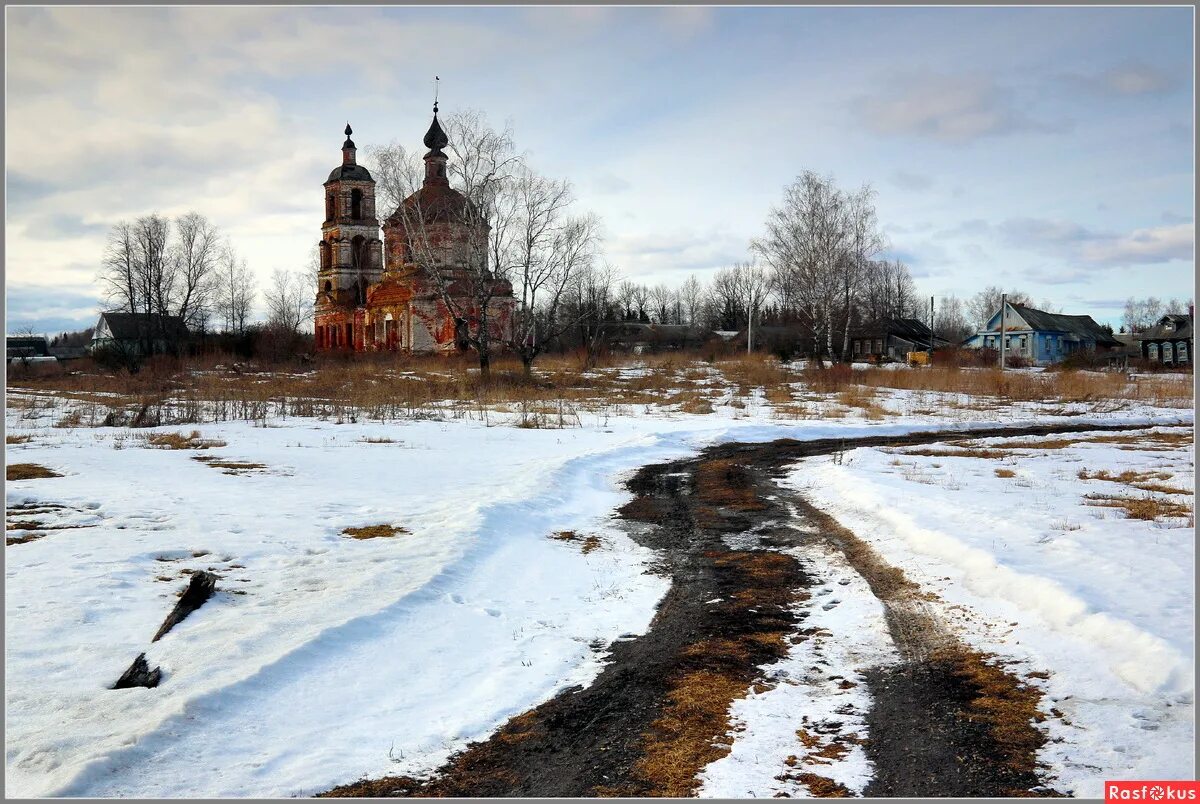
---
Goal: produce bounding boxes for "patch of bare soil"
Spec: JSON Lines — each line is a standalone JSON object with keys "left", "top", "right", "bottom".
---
{"left": 322, "top": 420, "right": 1159, "bottom": 798}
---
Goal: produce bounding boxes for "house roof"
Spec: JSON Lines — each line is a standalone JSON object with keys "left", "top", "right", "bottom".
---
{"left": 96, "top": 312, "right": 189, "bottom": 340}
{"left": 6, "top": 335, "right": 49, "bottom": 355}
{"left": 856, "top": 318, "right": 947, "bottom": 343}
{"left": 1137, "top": 314, "right": 1193, "bottom": 342}
{"left": 996, "top": 305, "right": 1121, "bottom": 347}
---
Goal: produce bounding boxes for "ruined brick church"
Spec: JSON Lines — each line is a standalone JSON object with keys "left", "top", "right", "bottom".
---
{"left": 314, "top": 106, "right": 515, "bottom": 353}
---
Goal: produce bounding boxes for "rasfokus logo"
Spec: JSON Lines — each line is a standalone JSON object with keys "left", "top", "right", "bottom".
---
{"left": 1107, "top": 781, "right": 1200, "bottom": 801}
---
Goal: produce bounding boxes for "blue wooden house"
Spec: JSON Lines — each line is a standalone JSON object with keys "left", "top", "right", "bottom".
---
{"left": 964, "top": 303, "right": 1120, "bottom": 366}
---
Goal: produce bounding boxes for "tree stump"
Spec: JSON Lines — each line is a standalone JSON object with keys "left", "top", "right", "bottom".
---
{"left": 112, "top": 653, "right": 162, "bottom": 689}
{"left": 152, "top": 570, "right": 217, "bottom": 642}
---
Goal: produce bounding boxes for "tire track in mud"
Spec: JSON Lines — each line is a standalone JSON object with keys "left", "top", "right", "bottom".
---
{"left": 323, "top": 421, "right": 1176, "bottom": 798}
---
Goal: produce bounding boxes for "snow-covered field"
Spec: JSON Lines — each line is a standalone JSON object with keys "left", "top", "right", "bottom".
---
{"left": 790, "top": 428, "right": 1196, "bottom": 797}
{"left": 4, "top": 382, "right": 1193, "bottom": 798}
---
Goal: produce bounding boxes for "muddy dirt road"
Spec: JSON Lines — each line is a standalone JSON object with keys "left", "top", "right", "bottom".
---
{"left": 324, "top": 421, "right": 1166, "bottom": 798}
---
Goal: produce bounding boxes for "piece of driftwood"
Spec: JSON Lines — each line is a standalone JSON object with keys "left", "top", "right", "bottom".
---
{"left": 152, "top": 570, "right": 217, "bottom": 642}
{"left": 112, "top": 653, "right": 162, "bottom": 689}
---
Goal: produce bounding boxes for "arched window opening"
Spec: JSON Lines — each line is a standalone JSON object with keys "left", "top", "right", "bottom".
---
{"left": 320, "top": 240, "right": 331, "bottom": 271}
{"left": 326, "top": 194, "right": 335, "bottom": 221}
{"left": 351, "top": 235, "right": 367, "bottom": 272}
{"left": 351, "top": 189, "right": 363, "bottom": 220}
{"left": 323, "top": 280, "right": 332, "bottom": 293}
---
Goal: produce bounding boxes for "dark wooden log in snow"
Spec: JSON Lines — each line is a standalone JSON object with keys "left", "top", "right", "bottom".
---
{"left": 112, "top": 653, "right": 162, "bottom": 689}
{"left": 152, "top": 570, "right": 217, "bottom": 642}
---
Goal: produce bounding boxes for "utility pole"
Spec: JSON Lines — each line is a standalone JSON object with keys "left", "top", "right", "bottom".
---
{"left": 999, "top": 292, "right": 1007, "bottom": 371}
{"left": 929, "top": 296, "right": 935, "bottom": 363}
{"left": 747, "top": 289, "right": 754, "bottom": 355}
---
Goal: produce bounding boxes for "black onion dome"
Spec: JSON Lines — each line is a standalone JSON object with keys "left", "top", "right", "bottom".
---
{"left": 326, "top": 164, "right": 374, "bottom": 183}
{"left": 423, "top": 113, "right": 449, "bottom": 151}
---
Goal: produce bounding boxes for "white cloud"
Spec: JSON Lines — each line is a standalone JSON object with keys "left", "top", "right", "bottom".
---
{"left": 856, "top": 73, "right": 1049, "bottom": 144}
{"left": 1080, "top": 222, "right": 1194, "bottom": 265}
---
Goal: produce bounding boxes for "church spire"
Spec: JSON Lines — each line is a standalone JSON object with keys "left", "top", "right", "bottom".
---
{"left": 422, "top": 81, "right": 450, "bottom": 187}
{"left": 342, "top": 123, "right": 357, "bottom": 166}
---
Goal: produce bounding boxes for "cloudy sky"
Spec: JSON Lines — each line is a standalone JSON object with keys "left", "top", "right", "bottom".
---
{"left": 5, "top": 5, "right": 1194, "bottom": 334}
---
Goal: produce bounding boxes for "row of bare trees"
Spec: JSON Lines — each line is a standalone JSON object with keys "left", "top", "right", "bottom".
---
{"left": 99, "top": 212, "right": 256, "bottom": 345}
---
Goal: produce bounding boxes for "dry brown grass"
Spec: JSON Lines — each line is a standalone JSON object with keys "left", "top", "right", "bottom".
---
{"left": 629, "top": 551, "right": 800, "bottom": 797}
{"left": 6, "top": 533, "right": 44, "bottom": 546}
{"left": 8, "top": 350, "right": 1188, "bottom": 434}
{"left": 145, "top": 430, "right": 227, "bottom": 450}
{"left": 633, "top": 668, "right": 748, "bottom": 796}
{"left": 897, "top": 446, "right": 1010, "bottom": 460}
{"left": 792, "top": 772, "right": 853, "bottom": 797}
{"left": 341, "top": 524, "right": 410, "bottom": 540}
{"left": 549, "top": 530, "right": 602, "bottom": 554}
{"left": 191, "top": 456, "right": 267, "bottom": 474}
{"left": 995, "top": 468, "right": 1016, "bottom": 478}
{"left": 931, "top": 647, "right": 1046, "bottom": 775}
{"left": 6, "top": 463, "right": 61, "bottom": 481}
{"left": 6, "top": 434, "right": 33, "bottom": 445}
{"left": 853, "top": 365, "right": 1192, "bottom": 407}
{"left": 836, "top": 386, "right": 889, "bottom": 419}
{"left": 1077, "top": 468, "right": 1191, "bottom": 496}
{"left": 1083, "top": 493, "right": 1193, "bottom": 522}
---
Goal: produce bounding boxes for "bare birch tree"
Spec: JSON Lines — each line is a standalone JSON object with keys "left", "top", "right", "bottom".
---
{"left": 214, "top": 244, "right": 256, "bottom": 335}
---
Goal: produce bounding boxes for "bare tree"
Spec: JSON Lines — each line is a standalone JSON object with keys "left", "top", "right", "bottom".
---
{"left": 99, "top": 221, "right": 140, "bottom": 315}
{"left": 214, "top": 244, "right": 256, "bottom": 335}
{"left": 968, "top": 286, "right": 1032, "bottom": 327}
{"left": 631, "top": 284, "right": 651, "bottom": 322}
{"left": 861, "top": 259, "right": 920, "bottom": 322}
{"left": 934, "top": 295, "right": 973, "bottom": 344}
{"left": 1123, "top": 297, "right": 1164, "bottom": 333}
{"left": 615, "top": 281, "right": 639, "bottom": 321}
{"left": 679, "top": 275, "right": 704, "bottom": 327}
{"left": 172, "top": 212, "right": 221, "bottom": 329}
{"left": 505, "top": 165, "right": 603, "bottom": 374}
{"left": 571, "top": 261, "right": 620, "bottom": 368}
{"left": 753, "top": 171, "right": 848, "bottom": 359}
{"left": 264, "top": 267, "right": 313, "bottom": 334}
{"left": 382, "top": 109, "right": 523, "bottom": 379}
{"left": 839, "top": 185, "right": 885, "bottom": 359}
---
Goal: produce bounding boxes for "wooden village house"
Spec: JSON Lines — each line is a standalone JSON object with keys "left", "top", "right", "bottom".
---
{"left": 1137, "top": 311, "right": 1193, "bottom": 367}
{"left": 963, "top": 303, "right": 1119, "bottom": 366}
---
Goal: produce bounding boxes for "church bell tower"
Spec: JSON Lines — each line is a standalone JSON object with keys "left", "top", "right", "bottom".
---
{"left": 317, "top": 124, "right": 383, "bottom": 307}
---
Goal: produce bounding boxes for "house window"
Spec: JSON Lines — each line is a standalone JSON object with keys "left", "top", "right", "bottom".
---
{"left": 1177, "top": 342, "right": 1189, "bottom": 364}
{"left": 1019, "top": 335, "right": 1028, "bottom": 353}
{"left": 1162, "top": 342, "right": 1174, "bottom": 363}
{"left": 1148, "top": 342, "right": 1159, "bottom": 362}
{"left": 853, "top": 340, "right": 861, "bottom": 355}
{"left": 874, "top": 339, "right": 883, "bottom": 353}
